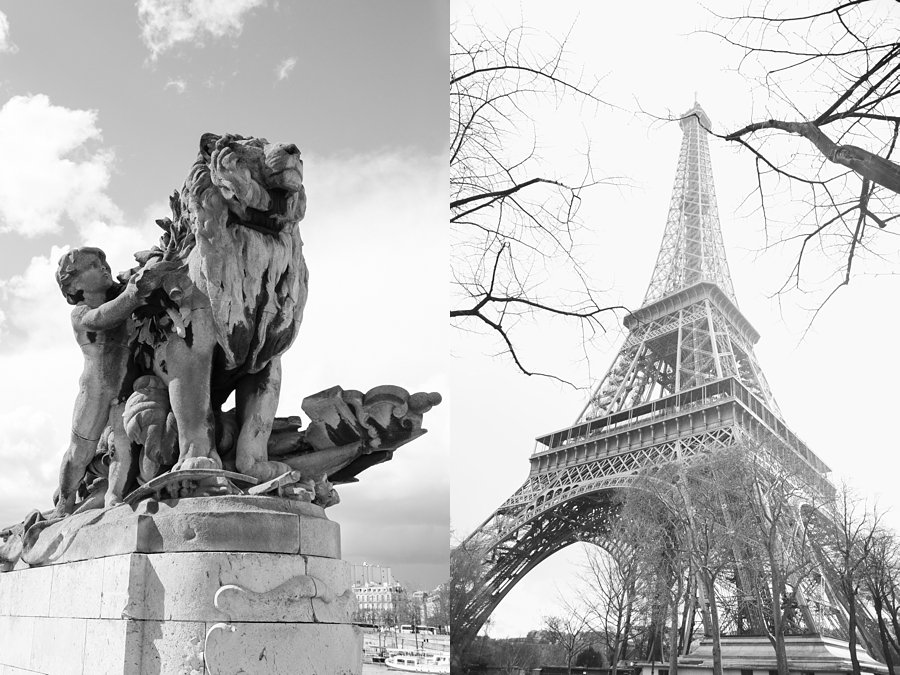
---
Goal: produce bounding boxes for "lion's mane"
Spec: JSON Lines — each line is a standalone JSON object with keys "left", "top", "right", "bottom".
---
{"left": 174, "top": 135, "right": 308, "bottom": 376}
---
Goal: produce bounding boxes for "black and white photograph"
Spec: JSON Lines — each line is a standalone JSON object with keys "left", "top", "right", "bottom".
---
{"left": 1, "top": 0, "right": 900, "bottom": 673}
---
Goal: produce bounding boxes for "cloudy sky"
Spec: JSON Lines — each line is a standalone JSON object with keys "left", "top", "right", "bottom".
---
{"left": 452, "top": 0, "right": 900, "bottom": 636}
{"left": 0, "top": 0, "right": 447, "bottom": 591}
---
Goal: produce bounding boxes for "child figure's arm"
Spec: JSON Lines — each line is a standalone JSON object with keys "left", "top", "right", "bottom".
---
{"left": 78, "top": 285, "right": 145, "bottom": 331}
{"left": 80, "top": 259, "right": 182, "bottom": 331}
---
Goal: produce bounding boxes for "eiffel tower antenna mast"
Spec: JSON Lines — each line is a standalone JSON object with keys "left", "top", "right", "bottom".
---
{"left": 452, "top": 100, "right": 881, "bottom": 670}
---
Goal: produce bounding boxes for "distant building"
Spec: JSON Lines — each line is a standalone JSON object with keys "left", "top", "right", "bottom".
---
{"left": 425, "top": 584, "right": 443, "bottom": 620}
{"left": 351, "top": 562, "right": 395, "bottom": 587}
{"left": 409, "top": 584, "right": 446, "bottom": 626}
{"left": 351, "top": 562, "right": 406, "bottom": 623}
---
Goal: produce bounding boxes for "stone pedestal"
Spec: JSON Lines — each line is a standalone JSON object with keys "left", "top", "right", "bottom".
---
{"left": 0, "top": 496, "right": 361, "bottom": 674}
{"left": 676, "top": 635, "right": 888, "bottom": 675}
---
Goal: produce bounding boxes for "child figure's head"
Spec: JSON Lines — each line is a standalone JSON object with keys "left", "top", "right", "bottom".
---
{"left": 56, "top": 247, "right": 113, "bottom": 305}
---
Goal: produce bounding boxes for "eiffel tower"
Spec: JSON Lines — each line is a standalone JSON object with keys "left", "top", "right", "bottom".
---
{"left": 453, "top": 102, "right": 885, "bottom": 669}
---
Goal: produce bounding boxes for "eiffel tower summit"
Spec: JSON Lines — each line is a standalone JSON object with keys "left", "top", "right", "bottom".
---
{"left": 452, "top": 102, "right": 888, "bottom": 674}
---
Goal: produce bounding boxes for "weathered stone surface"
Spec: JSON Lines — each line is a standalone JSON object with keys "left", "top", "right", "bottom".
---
{"left": 82, "top": 619, "right": 130, "bottom": 675}
{"left": 48, "top": 557, "right": 104, "bottom": 618}
{"left": 0, "top": 616, "right": 36, "bottom": 667}
{"left": 30, "top": 617, "right": 87, "bottom": 675}
{"left": 0, "top": 616, "right": 361, "bottom": 674}
{"left": 0, "top": 564, "right": 52, "bottom": 616}
{"left": 0, "top": 665, "right": 45, "bottom": 674}
{"left": 204, "top": 622, "right": 362, "bottom": 675}
{"left": 133, "top": 551, "right": 349, "bottom": 622}
{"left": 15, "top": 496, "right": 337, "bottom": 568}
{"left": 213, "top": 562, "right": 355, "bottom": 624}
{"left": 299, "top": 512, "right": 341, "bottom": 558}
{"left": 0, "top": 546, "right": 361, "bottom": 673}
{"left": 137, "top": 620, "right": 206, "bottom": 675}
{"left": 3, "top": 550, "right": 351, "bottom": 624}
{"left": 307, "top": 554, "right": 358, "bottom": 623}
{"left": 100, "top": 553, "right": 146, "bottom": 619}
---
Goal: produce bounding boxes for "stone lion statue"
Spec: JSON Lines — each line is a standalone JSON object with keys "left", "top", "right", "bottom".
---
{"left": 137, "top": 133, "right": 308, "bottom": 482}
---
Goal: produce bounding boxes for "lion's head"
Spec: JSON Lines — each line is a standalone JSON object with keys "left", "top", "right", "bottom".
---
{"left": 194, "top": 132, "right": 307, "bottom": 236}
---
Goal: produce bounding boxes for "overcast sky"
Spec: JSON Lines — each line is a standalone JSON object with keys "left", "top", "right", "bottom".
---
{"left": 452, "top": 0, "right": 900, "bottom": 636}
{"left": 0, "top": 0, "right": 448, "bottom": 591}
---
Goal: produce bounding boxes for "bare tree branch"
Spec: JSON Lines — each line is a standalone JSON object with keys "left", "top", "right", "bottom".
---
{"left": 698, "top": 0, "right": 900, "bottom": 315}
{"left": 451, "top": 20, "right": 624, "bottom": 383}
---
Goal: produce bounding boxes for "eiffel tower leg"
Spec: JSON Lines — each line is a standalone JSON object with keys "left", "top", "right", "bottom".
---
{"left": 452, "top": 490, "right": 624, "bottom": 663}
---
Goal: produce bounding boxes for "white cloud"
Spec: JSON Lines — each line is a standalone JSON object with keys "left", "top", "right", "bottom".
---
{"left": 275, "top": 56, "right": 297, "bottom": 81}
{"left": 0, "top": 249, "right": 82, "bottom": 524}
{"left": 137, "top": 0, "right": 267, "bottom": 59}
{"left": 0, "top": 10, "right": 17, "bottom": 54}
{"left": 0, "top": 95, "right": 121, "bottom": 237}
{"left": 0, "top": 248, "right": 71, "bottom": 349}
{"left": 165, "top": 78, "right": 187, "bottom": 93}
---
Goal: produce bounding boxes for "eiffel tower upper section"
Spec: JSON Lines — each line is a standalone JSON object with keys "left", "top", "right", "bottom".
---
{"left": 644, "top": 103, "right": 736, "bottom": 306}
{"left": 577, "top": 102, "right": 777, "bottom": 423}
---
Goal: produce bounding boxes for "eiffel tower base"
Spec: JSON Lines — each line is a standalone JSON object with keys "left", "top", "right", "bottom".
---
{"left": 0, "top": 496, "right": 361, "bottom": 674}
{"left": 672, "top": 635, "right": 888, "bottom": 675}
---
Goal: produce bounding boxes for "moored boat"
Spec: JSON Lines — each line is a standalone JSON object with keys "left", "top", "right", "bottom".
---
{"left": 384, "top": 651, "right": 450, "bottom": 674}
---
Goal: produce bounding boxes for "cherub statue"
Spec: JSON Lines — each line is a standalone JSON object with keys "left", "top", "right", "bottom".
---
{"left": 52, "top": 247, "right": 175, "bottom": 517}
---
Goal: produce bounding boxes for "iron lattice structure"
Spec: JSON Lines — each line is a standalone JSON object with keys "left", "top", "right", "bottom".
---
{"left": 454, "top": 103, "right": 882, "bottom": 661}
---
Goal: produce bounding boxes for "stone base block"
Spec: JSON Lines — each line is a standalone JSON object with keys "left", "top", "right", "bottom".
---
{"left": 17, "top": 496, "right": 338, "bottom": 569}
{"left": 0, "top": 548, "right": 360, "bottom": 673}
{"left": 678, "top": 635, "right": 888, "bottom": 675}
{"left": 0, "top": 616, "right": 361, "bottom": 675}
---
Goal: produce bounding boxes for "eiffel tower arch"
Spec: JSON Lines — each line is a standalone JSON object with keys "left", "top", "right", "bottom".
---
{"left": 453, "top": 103, "right": 886, "bottom": 671}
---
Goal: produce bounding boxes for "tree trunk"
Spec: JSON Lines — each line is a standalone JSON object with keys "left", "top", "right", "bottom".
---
{"left": 705, "top": 574, "right": 723, "bottom": 675}
{"left": 769, "top": 571, "right": 789, "bottom": 675}
{"left": 887, "top": 602, "right": 900, "bottom": 654}
{"left": 669, "top": 583, "right": 681, "bottom": 675}
{"left": 622, "top": 582, "right": 635, "bottom": 666}
{"left": 873, "top": 595, "right": 896, "bottom": 675}
{"left": 679, "top": 577, "right": 696, "bottom": 654}
{"left": 848, "top": 583, "right": 862, "bottom": 675}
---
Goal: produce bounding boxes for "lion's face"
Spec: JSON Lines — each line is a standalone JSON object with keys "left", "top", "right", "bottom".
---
{"left": 200, "top": 133, "right": 306, "bottom": 235}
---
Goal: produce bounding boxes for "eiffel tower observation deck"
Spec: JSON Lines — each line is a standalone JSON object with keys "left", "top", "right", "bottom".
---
{"left": 453, "top": 103, "right": 885, "bottom": 671}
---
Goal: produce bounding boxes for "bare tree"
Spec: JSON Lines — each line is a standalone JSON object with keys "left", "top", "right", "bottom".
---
{"left": 811, "top": 483, "right": 886, "bottom": 675}
{"left": 543, "top": 602, "right": 595, "bottom": 675}
{"left": 450, "top": 534, "right": 491, "bottom": 672}
{"left": 581, "top": 547, "right": 639, "bottom": 675}
{"left": 724, "top": 446, "right": 821, "bottom": 675}
{"left": 450, "top": 19, "right": 625, "bottom": 384}
{"left": 618, "top": 479, "right": 693, "bottom": 675}
{"left": 702, "top": 0, "right": 900, "bottom": 308}
{"left": 496, "top": 636, "right": 541, "bottom": 674}
{"left": 863, "top": 530, "right": 900, "bottom": 675}
{"left": 864, "top": 531, "right": 900, "bottom": 675}
{"left": 621, "top": 444, "right": 827, "bottom": 675}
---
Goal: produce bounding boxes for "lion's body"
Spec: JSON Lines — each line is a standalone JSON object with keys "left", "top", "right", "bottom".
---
{"left": 148, "top": 133, "right": 308, "bottom": 480}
